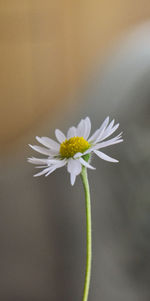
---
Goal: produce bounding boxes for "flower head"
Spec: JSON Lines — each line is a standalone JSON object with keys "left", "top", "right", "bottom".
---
{"left": 28, "top": 117, "right": 123, "bottom": 185}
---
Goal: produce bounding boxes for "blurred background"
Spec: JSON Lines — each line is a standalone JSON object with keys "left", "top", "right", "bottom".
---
{"left": 1, "top": 1, "right": 150, "bottom": 300}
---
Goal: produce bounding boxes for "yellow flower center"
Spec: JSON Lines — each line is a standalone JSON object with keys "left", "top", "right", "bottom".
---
{"left": 60, "top": 137, "right": 90, "bottom": 158}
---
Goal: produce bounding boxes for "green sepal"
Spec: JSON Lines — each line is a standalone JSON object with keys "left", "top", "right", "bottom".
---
{"left": 82, "top": 153, "right": 91, "bottom": 162}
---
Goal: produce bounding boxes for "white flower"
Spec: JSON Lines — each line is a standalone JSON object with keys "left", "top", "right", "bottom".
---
{"left": 28, "top": 116, "right": 123, "bottom": 185}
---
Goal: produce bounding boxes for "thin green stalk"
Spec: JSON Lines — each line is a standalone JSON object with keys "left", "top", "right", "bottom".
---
{"left": 81, "top": 166, "right": 92, "bottom": 301}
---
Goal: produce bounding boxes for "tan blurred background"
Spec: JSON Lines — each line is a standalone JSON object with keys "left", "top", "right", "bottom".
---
{"left": 1, "top": 0, "right": 150, "bottom": 152}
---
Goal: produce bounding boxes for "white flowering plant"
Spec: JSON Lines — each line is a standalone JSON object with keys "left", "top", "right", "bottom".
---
{"left": 28, "top": 116, "right": 123, "bottom": 301}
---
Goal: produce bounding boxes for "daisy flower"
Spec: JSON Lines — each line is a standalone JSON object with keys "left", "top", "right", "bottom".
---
{"left": 28, "top": 116, "right": 123, "bottom": 185}
{"left": 28, "top": 115, "right": 123, "bottom": 301}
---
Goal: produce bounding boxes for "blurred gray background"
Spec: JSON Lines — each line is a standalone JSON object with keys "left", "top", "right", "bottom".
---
{"left": 1, "top": 10, "right": 150, "bottom": 301}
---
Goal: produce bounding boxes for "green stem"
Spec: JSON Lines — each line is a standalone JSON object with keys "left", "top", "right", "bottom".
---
{"left": 81, "top": 166, "right": 92, "bottom": 301}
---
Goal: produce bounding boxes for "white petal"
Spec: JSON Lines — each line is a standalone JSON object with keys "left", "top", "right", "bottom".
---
{"left": 67, "top": 126, "right": 77, "bottom": 139}
{"left": 79, "top": 157, "right": 95, "bottom": 169}
{"left": 84, "top": 117, "right": 91, "bottom": 140}
{"left": 77, "top": 119, "right": 86, "bottom": 137}
{"left": 94, "top": 150, "right": 118, "bottom": 163}
{"left": 67, "top": 158, "right": 82, "bottom": 186}
{"left": 81, "top": 147, "right": 93, "bottom": 155}
{"left": 56, "top": 158, "right": 67, "bottom": 168}
{"left": 117, "top": 131, "right": 123, "bottom": 138}
{"left": 29, "top": 144, "right": 52, "bottom": 156}
{"left": 44, "top": 166, "right": 57, "bottom": 176}
{"left": 107, "top": 119, "right": 115, "bottom": 129}
{"left": 92, "top": 117, "right": 111, "bottom": 143}
{"left": 88, "top": 116, "right": 109, "bottom": 143}
{"left": 34, "top": 159, "right": 66, "bottom": 177}
{"left": 99, "top": 123, "right": 119, "bottom": 142}
{"left": 28, "top": 157, "right": 62, "bottom": 165}
{"left": 34, "top": 167, "right": 52, "bottom": 177}
{"left": 70, "top": 173, "right": 76, "bottom": 186}
{"left": 99, "top": 116, "right": 110, "bottom": 131}
{"left": 93, "top": 136, "right": 123, "bottom": 150}
{"left": 67, "top": 158, "right": 82, "bottom": 175}
{"left": 35, "top": 165, "right": 48, "bottom": 169}
{"left": 74, "top": 152, "right": 83, "bottom": 158}
{"left": 28, "top": 157, "right": 50, "bottom": 165}
{"left": 88, "top": 128, "right": 101, "bottom": 143}
{"left": 36, "top": 136, "right": 60, "bottom": 151}
{"left": 45, "top": 160, "right": 66, "bottom": 177}
{"left": 55, "top": 129, "right": 66, "bottom": 143}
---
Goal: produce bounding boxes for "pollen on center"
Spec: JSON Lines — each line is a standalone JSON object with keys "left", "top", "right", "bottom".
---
{"left": 60, "top": 137, "right": 90, "bottom": 158}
